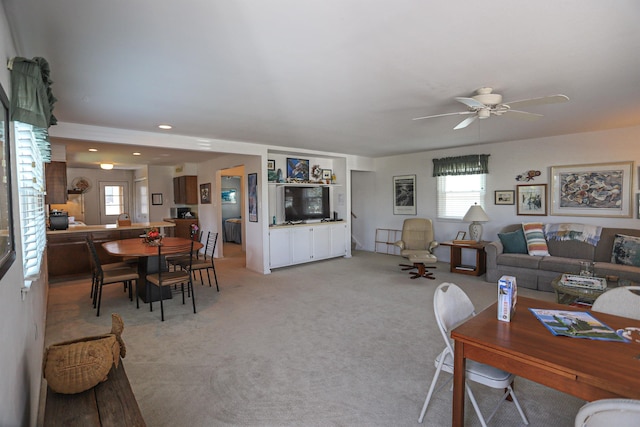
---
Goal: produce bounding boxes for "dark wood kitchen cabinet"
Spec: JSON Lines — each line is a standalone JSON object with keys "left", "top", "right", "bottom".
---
{"left": 45, "top": 161, "right": 68, "bottom": 204}
{"left": 173, "top": 175, "right": 198, "bottom": 204}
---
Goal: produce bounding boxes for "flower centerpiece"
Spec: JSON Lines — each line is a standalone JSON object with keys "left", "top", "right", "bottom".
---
{"left": 143, "top": 227, "right": 162, "bottom": 246}
{"left": 190, "top": 223, "right": 199, "bottom": 240}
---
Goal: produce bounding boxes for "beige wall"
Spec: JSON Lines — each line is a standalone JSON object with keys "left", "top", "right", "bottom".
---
{"left": 357, "top": 125, "right": 640, "bottom": 263}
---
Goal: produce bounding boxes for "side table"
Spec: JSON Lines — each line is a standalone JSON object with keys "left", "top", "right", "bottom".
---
{"left": 440, "top": 241, "right": 488, "bottom": 276}
{"left": 551, "top": 274, "right": 608, "bottom": 305}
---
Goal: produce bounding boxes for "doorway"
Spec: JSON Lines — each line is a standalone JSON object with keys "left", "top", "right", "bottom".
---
{"left": 98, "top": 181, "right": 130, "bottom": 225}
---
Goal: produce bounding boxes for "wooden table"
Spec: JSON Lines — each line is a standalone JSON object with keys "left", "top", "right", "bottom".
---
{"left": 440, "top": 241, "right": 488, "bottom": 276}
{"left": 103, "top": 237, "right": 203, "bottom": 302}
{"left": 451, "top": 296, "right": 640, "bottom": 426}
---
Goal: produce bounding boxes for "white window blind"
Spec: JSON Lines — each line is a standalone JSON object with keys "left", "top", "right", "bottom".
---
{"left": 15, "top": 121, "right": 46, "bottom": 285}
{"left": 436, "top": 174, "right": 486, "bottom": 220}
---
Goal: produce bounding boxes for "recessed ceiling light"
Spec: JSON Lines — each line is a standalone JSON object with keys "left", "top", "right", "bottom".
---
{"left": 100, "top": 163, "right": 114, "bottom": 170}
{"left": 158, "top": 124, "right": 172, "bottom": 130}
{"left": 132, "top": 152, "right": 141, "bottom": 156}
{"left": 89, "top": 148, "right": 98, "bottom": 152}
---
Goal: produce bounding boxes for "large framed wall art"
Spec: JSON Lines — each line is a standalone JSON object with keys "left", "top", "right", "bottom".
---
{"left": 550, "top": 161, "right": 633, "bottom": 217}
{"left": 393, "top": 175, "right": 416, "bottom": 215}
{"left": 248, "top": 173, "right": 258, "bottom": 222}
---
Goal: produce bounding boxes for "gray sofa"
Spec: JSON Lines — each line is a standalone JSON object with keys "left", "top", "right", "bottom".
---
{"left": 485, "top": 224, "right": 640, "bottom": 292}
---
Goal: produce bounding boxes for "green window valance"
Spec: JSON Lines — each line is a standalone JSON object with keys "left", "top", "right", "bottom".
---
{"left": 432, "top": 154, "right": 490, "bottom": 177}
{"left": 8, "top": 57, "right": 57, "bottom": 162}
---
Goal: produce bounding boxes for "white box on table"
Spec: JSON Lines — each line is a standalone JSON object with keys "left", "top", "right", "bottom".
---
{"left": 498, "top": 275, "right": 517, "bottom": 322}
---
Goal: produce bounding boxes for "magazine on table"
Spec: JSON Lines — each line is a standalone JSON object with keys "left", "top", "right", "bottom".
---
{"left": 529, "top": 308, "right": 628, "bottom": 342}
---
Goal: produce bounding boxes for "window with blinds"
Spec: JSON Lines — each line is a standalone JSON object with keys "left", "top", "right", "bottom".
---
{"left": 436, "top": 174, "right": 486, "bottom": 220}
{"left": 15, "top": 122, "right": 47, "bottom": 285}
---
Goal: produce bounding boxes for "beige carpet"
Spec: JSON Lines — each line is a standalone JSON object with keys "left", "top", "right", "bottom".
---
{"left": 40, "top": 245, "right": 585, "bottom": 426}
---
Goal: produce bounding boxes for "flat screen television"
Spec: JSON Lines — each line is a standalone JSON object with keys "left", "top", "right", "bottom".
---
{"left": 284, "top": 186, "right": 330, "bottom": 222}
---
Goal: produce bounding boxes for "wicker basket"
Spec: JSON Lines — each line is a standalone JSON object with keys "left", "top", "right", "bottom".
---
{"left": 117, "top": 213, "right": 132, "bottom": 227}
{"left": 43, "top": 314, "right": 126, "bottom": 394}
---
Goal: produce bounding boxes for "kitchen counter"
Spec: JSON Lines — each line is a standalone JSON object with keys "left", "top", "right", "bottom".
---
{"left": 47, "top": 221, "right": 175, "bottom": 235}
{"left": 46, "top": 221, "right": 175, "bottom": 282}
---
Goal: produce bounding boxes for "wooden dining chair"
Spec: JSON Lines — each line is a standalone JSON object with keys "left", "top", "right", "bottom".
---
{"left": 145, "top": 240, "right": 195, "bottom": 321}
{"left": 86, "top": 237, "right": 139, "bottom": 317}
{"left": 176, "top": 231, "right": 219, "bottom": 291}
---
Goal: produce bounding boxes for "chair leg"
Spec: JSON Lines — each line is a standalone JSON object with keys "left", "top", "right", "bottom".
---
{"left": 190, "top": 279, "right": 196, "bottom": 314}
{"left": 212, "top": 264, "right": 219, "bottom": 292}
{"left": 135, "top": 280, "right": 140, "bottom": 309}
{"left": 159, "top": 285, "right": 165, "bottom": 321}
{"left": 148, "top": 282, "right": 153, "bottom": 313}
{"left": 418, "top": 357, "right": 445, "bottom": 423}
{"left": 96, "top": 283, "right": 103, "bottom": 317}
{"left": 465, "top": 383, "right": 489, "bottom": 427}
{"left": 508, "top": 385, "right": 529, "bottom": 425}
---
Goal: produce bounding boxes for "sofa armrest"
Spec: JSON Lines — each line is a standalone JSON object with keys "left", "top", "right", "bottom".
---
{"left": 394, "top": 240, "right": 405, "bottom": 250}
{"left": 485, "top": 241, "right": 504, "bottom": 269}
{"left": 429, "top": 241, "right": 439, "bottom": 252}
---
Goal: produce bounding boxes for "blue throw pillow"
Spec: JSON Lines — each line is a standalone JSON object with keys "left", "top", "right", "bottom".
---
{"left": 498, "top": 229, "right": 528, "bottom": 254}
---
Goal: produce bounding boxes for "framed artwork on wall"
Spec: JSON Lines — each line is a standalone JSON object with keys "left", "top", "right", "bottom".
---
{"left": 517, "top": 184, "right": 547, "bottom": 216}
{"left": 393, "top": 175, "right": 416, "bottom": 215}
{"left": 286, "top": 158, "right": 309, "bottom": 181}
{"left": 267, "top": 159, "right": 275, "bottom": 170}
{"left": 200, "top": 183, "right": 211, "bottom": 204}
{"left": 221, "top": 188, "right": 237, "bottom": 204}
{"left": 151, "top": 193, "right": 163, "bottom": 205}
{"left": 0, "top": 82, "right": 15, "bottom": 280}
{"left": 248, "top": 173, "right": 258, "bottom": 222}
{"left": 495, "top": 190, "right": 515, "bottom": 205}
{"left": 550, "top": 162, "right": 633, "bottom": 217}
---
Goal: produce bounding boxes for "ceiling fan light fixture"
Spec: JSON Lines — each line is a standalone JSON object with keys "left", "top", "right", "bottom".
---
{"left": 478, "top": 109, "right": 491, "bottom": 119}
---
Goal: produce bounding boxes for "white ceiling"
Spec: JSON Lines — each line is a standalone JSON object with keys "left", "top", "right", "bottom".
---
{"left": 4, "top": 1, "right": 640, "bottom": 167}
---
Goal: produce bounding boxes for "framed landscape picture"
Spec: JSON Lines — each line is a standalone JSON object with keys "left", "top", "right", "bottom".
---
{"left": 517, "top": 184, "right": 547, "bottom": 216}
{"left": 550, "top": 162, "right": 633, "bottom": 217}
{"left": 393, "top": 175, "right": 416, "bottom": 215}
{"left": 495, "top": 190, "right": 515, "bottom": 205}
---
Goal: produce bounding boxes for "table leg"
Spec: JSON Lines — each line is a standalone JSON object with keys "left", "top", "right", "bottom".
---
{"left": 137, "top": 255, "right": 172, "bottom": 303}
{"left": 452, "top": 340, "right": 465, "bottom": 427}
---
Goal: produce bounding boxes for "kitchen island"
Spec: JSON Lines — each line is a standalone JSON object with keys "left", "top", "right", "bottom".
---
{"left": 47, "top": 222, "right": 175, "bottom": 282}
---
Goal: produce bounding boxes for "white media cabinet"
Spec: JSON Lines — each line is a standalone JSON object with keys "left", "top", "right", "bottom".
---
{"left": 269, "top": 221, "right": 348, "bottom": 269}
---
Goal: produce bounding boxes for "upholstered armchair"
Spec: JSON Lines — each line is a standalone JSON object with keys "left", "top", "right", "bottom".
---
{"left": 394, "top": 218, "right": 438, "bottom": 279}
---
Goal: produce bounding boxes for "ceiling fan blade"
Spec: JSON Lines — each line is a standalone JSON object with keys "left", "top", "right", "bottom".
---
{"left": 504, "top": 94, "right": 569, "bottom": 109}
{"left": 412, "top": 111, "right": 474, "bottom": 121}
{"left": 504, "top": 110, "right": 543, "bottom": 121}
{"left": 454, "top": 115, "right": 478, "bottom": 130}
{"left": 455, "top": 96, "right": 486, "bottom": 109}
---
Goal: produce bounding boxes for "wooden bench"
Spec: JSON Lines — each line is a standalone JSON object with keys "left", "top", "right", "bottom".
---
{"left": 44, "top": 360, "right": 145, "bottom": 427}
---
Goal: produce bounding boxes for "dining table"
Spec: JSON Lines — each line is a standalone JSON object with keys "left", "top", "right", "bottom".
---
{"left": 103, "top": 237, "right": 203, "bottom": 303}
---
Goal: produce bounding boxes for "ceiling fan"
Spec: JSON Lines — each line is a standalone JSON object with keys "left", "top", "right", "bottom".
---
{"left": 413, "top": 87, "right": 569, "bottom": 130}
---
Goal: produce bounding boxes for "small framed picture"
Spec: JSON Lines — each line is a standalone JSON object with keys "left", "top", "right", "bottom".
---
{"left": 200, "top": 183, "right": 211, "bottom": 204}
{"left": 267, "top": 159, "right": 275, "bottom": 171}
{"left": 322, "top": 169, "right": 332, "bottom": 180}
{"left": 455, "top": 231, "right": 466, "bottom": 240}
{"left": 248, "top": 173, "right": 258, "bottom": 222}
{"left": 495, "top": 190, "right": 515, "bottom": 205}
{"left": 151, "top": 193, "right": 163, "bottom": 205}
{"left": 517, "top": 184, "right": 547, "bottom": 216}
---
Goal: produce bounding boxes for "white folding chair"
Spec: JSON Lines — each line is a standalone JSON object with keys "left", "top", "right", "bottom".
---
{"left": 575, "top": 398, "right": 640, "bottom": 427}
{"left": 591, "top": 286, "right": 640, "bottom": 320}
{"left": 418, "top": 282, "right": 529, "bottom": 426}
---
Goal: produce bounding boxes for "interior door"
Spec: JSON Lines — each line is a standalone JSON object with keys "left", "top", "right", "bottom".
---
{"left": 98, "top": 181, "right": 130, "bottom": 225}
{"left": 133, "top": 178, "right": 148, "bottom": 223}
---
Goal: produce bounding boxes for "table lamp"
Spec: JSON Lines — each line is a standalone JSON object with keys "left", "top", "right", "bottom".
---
{"left": 463, "top": 203, "right": 489, "bottom": 242}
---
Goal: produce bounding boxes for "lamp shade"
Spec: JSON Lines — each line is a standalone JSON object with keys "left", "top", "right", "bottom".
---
{"left": 463, "top": 204, "right": 489, "bottom": 223}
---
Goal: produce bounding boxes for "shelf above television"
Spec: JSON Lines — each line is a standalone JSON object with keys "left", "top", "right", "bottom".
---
{"left": 268, "top": 182, "right": 341, "bottom": 187}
